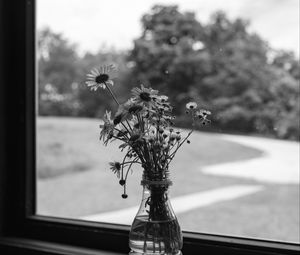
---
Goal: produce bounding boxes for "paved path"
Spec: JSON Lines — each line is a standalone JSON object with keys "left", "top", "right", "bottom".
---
{"left": 202, "top": 134, "right": 299, "bottom": 184}
{"left": 82, "top": 185, "right": 263, "bottom": 224}
{"left": 82, "top": 134, "right": 298, "bottom": 223}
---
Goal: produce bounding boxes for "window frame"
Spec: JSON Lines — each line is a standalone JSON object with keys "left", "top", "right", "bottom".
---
{"left": 0, "top": 0, "right": 299, "bottom": 254}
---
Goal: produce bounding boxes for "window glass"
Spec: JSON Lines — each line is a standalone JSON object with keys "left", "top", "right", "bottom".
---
{"left": 36, "top": 0, "right": 300, "bottom": 243}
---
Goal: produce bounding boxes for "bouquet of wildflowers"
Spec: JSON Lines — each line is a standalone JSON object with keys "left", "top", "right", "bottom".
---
{"left": 86, "top": 64, "right": 211, "bottom": 198}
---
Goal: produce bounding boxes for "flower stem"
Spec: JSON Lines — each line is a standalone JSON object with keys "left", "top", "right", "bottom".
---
{"left": 169, "top": 130, "right": 193, "bottom": 161}
{"left": 104, "top": 82, "right": 135, "bottom": 133}
{"left": 105, "top": 82, "right": 119, "bottom": 105}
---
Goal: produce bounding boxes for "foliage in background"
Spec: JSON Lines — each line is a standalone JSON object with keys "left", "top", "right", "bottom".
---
{"left": 37, "top": 5, "right": 299, "bottom": 140}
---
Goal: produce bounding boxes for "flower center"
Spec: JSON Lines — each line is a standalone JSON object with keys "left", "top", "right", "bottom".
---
{"left": 139, "top": 92, "right": 151, "bottom": 102}
{"left": 129, "top": 105, "right": 143, "bottom": 114}
{"left": 113, "top": 114, "right": 122, "bottom": 125}
{"left": 95, "top": 74, "right": 109, "bottom": 83}
{"left": 115, "top": 162, "right": 121, "bottom": 170}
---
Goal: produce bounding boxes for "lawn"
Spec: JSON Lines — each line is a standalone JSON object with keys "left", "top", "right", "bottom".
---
{"left": 37, "top": 116, "right": 299, "bottom": 243}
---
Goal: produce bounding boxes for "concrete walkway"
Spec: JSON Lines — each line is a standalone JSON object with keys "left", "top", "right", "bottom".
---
{"left": 82, "top": 185, "right": 263, "bottom": 224}
{"left": 82, "top": 134, "right": 298, "bottom": 224}
{"left": 202, "top": 134, "right": 299, "bottom": 184}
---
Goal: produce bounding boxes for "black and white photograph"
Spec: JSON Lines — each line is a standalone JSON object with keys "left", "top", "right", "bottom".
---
{"left": 0, "top": 0, "right": 299, "bottom": 254}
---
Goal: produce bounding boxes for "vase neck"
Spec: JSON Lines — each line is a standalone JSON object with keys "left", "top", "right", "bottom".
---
{"left": 141, "top": 179, "right": 172, "bottom": 186}
{"left": 141, "top": 169, "right": 172, "bottom": 185}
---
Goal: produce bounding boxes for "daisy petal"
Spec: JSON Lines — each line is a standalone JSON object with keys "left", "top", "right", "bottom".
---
{"left": 100, "top": 66, "right": 104, "bottom": 74}
{"left": 94, "top": 68, "right": 100, "bottom": 75}
{"left": 91, "top": 69, "right": 98, "bottom": 76}
{"left": 86, "top": 81, "right": 96, "bottom": 85}
{"left": 107, "top": 80, "right": 114, "bottom": 86}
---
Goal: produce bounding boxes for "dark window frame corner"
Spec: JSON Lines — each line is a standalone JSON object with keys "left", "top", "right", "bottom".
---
{"left": 0, "top": 0, "right": 299, "bottom": 254}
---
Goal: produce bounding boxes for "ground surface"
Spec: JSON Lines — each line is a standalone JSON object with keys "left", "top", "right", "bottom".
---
{"left": 37, "top": 116, "right": 300, "bottom": 243}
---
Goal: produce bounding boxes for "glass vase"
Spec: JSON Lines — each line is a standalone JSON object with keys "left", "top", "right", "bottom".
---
{"left": 129, "top": 179, "right": 183, "bottom": 255}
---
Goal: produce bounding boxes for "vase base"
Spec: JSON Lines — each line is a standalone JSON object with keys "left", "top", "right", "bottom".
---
{"left": 129, "top": 251, "right": 182, "bottom": 255}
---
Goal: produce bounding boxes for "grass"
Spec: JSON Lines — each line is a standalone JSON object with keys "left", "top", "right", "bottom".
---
{"left": 178, "top": 184, "right": 300, "bottom": 243}
{"left": 37, "top": 116, "right": 263, "bottom": 179}
{"left": 37, "top": 116, "right": 299, "bottom": 243}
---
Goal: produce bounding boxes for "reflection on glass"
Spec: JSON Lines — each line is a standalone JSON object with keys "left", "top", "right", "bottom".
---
{"left": 36, "top": 0, "right": 300, "bottom": 243}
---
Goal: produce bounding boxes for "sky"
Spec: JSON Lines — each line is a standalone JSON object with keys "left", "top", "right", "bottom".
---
{"left": 37, "top": 0, "right": 299, "bottom": 56}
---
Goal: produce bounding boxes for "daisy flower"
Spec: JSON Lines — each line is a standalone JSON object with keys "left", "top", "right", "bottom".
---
{"left": 86, "top": 64, "right": 117, "bottom": 91}
{"left": 156, "top": 95, "right": 172, "bottom": 111}
{"left": 186, "top": 102, "right": 198, "bottom": 110}
{"left": 123, "top": 99, "right": 145, "bottom": 116}
{"left": 131, "top": 85, "right": 158, "bottom": 108}
{"left": 195, "top": 109, "right": 211, "bottom": 125}
{"left": 128, "top": 104, "right": 144, "bottom": 115}
{"left": 113, "top": 99, "right": 141, "bottom": 125}
{"left": 158, "top": 95, "right": 169, "bottom": 103}
{"left": 109, "top": 161, "right": 121, "bottom": 177}
{"left": 195, "top": 109, "right": 211, "bottom": 118}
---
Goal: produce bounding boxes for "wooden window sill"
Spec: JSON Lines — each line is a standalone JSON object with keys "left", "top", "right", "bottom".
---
{"left": 0, "top": 237, "right": 125, "bottom": 255}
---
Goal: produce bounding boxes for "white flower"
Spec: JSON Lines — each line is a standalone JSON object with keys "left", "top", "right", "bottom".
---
{"left": 195, "top": 109, "right": 212, "bottom": 125}
{"left": 86, "top": 64, "right": 117, "bottom": 91}
{"left": 195, "top": 109, "right": 211, "bottom": 119}
{"left": 186, "top": 102, "right": 198, "bottom": 110}
{"left": 158, "top": 95, "right": 168, "bottom": 102}
{"left": 113, "top": 99, "right": 145, "bottom": 125}
{"left": 131, "top": 85, "right": 158, "bottom": 107}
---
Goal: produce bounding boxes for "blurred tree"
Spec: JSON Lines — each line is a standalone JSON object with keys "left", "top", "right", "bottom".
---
{"left": 199, "top": 11, "right": 272, "bottom": 134}
{"left": 37, "top": 7, "right": 299, "bottom": 140}
{"left": 38, "top": 28, "right": 80, "bottom": 94}
{"left": 128, "top": 5, "right": 208, "bottom": 103}
{"left": 38, "top": 28, "right": 81, "bottom": 115}
{"left": 128, "top": 5, "right": 299, "bottom": 139}
{"left": 271, "top": 50, "right": 300, "bottom": 80}
{"left": 265, "top": 51, "right": 300, "bottom": 139}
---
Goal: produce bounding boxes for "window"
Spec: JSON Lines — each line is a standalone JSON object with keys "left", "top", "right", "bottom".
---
{"left": 0, "top": 0, "right": 299, "bottom": 254}
{"left": 36, "top": 0, "right": 299, "bottom": 244}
